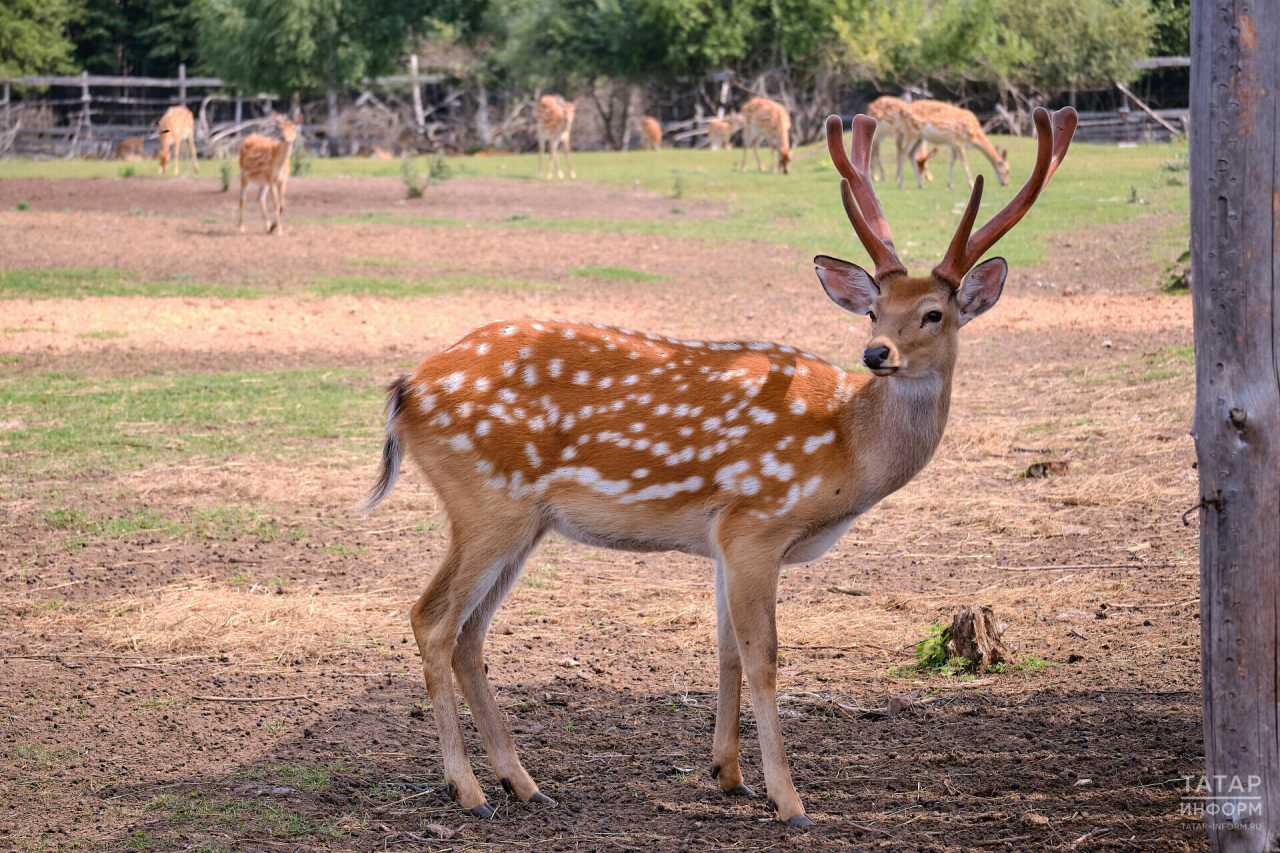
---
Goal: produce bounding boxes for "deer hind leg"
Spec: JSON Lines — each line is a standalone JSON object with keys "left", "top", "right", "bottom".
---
{"left": 158, "top": 135, "right": 170, "bottom": 175}
{"left": 270, "top": 183, "right": 285, "bottom": 235}
{"left": 537, "top": 140, "right": 546, "bottom": 180}
{"left": 947, "top": 145, "right": 960, "bottom": 189}
{"left": 753, "top": 143, "right": 765, "bottom": 172}
{"left": 908, "top": 138, "right": 926, "bottom": 189}
{"left": 450, "top": 533, "right": 552, "bottom": 805}
{"left": 739, "top": 140, "right": 749, "bottom": 172}
{"left": 410, "top": 517, "right": 542, "bottom": 817}
{"left": 560, "top": 132, "right": 575, "bottom": 179}
{"left": 711, "top": 558, "right": 754, "bottom": 797}
{"left": 187, "top": 135, "right": 199, "bottom": 174}
{"left": 716, "top": 521, "right": 812, "bottom": 826}
{"left": 238, "top": 178, "right": 249, "bottom": 232}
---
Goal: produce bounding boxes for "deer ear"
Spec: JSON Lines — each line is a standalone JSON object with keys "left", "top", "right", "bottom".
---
{"left": 956, "top": 257, "right": 1007, "bottom": 326}
{"left": 815, "top": 255, "right": 878, "bottom": 315}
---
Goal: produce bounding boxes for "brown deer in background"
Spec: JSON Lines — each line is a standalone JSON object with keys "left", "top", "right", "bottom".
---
{"left": 903, "top": 100, "right": 1010, "bottom": 189}
{"left": 640, "top": 116, "right": 663, "bottom": 150}
{"left": 361, "top": 106, "right": 1077, "bottom": 824}
{"left": 237, "top": 113, "right": 299, "bottom": 235}
{"left": 706, "top": 113, "right": 742, "bottom": 150}
{"left": 157, "top": 106, "right": 198, "bottom": 175}
{"left": 535, "top": 95, "right": 577, "bottom": 180}
{"left": 866, "top": 96, "right": 938, "bottom": 186}
{"left": 740, "top": 97, "right": 791, "bottom": 174}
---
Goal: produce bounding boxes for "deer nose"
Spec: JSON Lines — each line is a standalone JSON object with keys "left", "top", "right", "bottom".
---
{"left": 863, "top": 346, "right": 891, "bottom": 369}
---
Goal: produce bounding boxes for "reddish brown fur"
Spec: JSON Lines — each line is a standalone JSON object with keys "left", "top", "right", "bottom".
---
{"left": 157, "top": 106, "right": 197, "bottom": 175}
{"left": 116, "top": 137, "right": 145, "bottom": 161}
{"left": 706, "top": 113, "right": 742, "bottom": 150}
{"left": 740, "top": 98, "right": 791, "bottom": 174}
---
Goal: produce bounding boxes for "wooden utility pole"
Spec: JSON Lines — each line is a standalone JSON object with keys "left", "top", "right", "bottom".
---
{"left": 1191, "top": 3, "right": 1280, "bottom": 850}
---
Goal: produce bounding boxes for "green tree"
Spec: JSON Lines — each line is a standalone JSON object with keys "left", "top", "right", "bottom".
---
{"left": 1002, "top": 0, "right": 1152, "bottom": 93}
{"left": 1149, "top": 0, "right": 1189, "bottom": 56}
{"left": 0, "top": 0, "right": 80, "bottom": 76}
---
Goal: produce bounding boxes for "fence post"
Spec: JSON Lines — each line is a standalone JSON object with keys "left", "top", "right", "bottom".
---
{"left": 179, "top": 63, "right": 187, "bottom": 106}
{"left": 3, "top": 82, "right": 9, "bottom": 131}
{"left": 1191, "top": 1, "right": 1280, "bottom": 849}
{"left": 327, "top": 88, "right": 339, "bottom": 155}
{"left": 235, "top": 90, "right": 242, "bottom": 124}
{"left": 410, "top": 54, "right": 425, "bottom": 132}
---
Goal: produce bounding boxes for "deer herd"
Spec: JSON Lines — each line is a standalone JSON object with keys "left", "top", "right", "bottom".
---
{"left": 363, "top": 104, "right": 1077, "bottom": 824}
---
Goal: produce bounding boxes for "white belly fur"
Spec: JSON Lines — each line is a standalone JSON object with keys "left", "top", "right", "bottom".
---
{"left": 782, "top": 516, "right": 855, "bottom": 565}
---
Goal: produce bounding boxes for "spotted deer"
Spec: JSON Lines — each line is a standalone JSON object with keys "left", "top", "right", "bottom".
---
{"left": 115, "top": 137, "right": 145, "bottom": 161}
{"left": 363, "top": 106, "right": 1076, "bottom": 825}
{"left": 866, "top": 96, "right": 937, "bottom": 187}
{"left": 706, "top": 113, "right": 742, "bottom": 150}
{"left": 157, "top": 106, "right": 198, "bottom": 175}
{"left": 740, "top": 97, "right": 791, "bottom": 174}
{"left": 237, "top": 112, "right": 299, "bottom": 235}
{"left": 535, "top": 95, "right": 577, "bottom": 180}
{"left": 903, "top": 100, "right": 1009, "bottom": 189}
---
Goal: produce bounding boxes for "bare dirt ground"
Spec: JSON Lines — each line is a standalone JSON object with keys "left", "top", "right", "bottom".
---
{"left": 0, "top": 177, "right": 1204, "bottom": 851}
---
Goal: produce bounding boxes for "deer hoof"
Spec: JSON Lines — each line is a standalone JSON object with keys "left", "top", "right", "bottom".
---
{"left": 528, "top": 792, "right": 556, "bottom": 805}
{"left": 468, "top": 802, "right": 495, "bottom": 819}
{"left": 725, "top": 784, "right": 756, "bottom": 797}
{"left": 785, "top": 813, "right": 816, "bottom": 828}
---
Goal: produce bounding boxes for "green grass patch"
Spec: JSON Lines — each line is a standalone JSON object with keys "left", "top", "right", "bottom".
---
{"left": 0, "top": 268, "right": 259, "bottom": 300}
{"left": 41, "top": 504, "right": 289, "bottom": 548}
{"left": 143, "top": 792, "right": 342, "bottom": 838}
{"left": 344, "top": 256, "right": 421, "bottom": 267}
{"left": 245, "top": 763, "right": 335, "bottom": 791}
{"left": 76, "top": 329, "right": 127, "bottom": 340}
{"left": 570, "top": 265, "right": 670, "bottom": 282}
{"left": 0, "top": 368, "right": 381, "bottom": 479}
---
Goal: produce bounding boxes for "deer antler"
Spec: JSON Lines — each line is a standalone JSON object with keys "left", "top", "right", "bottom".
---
{"left": 825, "top": 114, "right": 906, "bottom": 280}
{"left": 933, "top": 107, "right": 1078, "bottom": 286}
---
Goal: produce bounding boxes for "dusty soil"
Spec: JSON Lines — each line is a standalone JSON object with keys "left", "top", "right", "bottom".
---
{"left": 0, "top": 176, "right": 1205, "bottom": 851}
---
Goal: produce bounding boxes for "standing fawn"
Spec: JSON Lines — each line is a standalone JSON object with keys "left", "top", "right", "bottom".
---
{"left": 903, "top": 100, "right": 1009, "bottom": 189}
{"left": 706, "top": 113, "right": 742, "bottom": 150}
{"left": 740, "top": 97, "right": 792, "bottom": 174}
{"left": 535, "top": 95, "right": 577, "bottom": 180}
{"left": 640, "top": 116, "right": 663, "bottom": 151}
{"left": 364, "top": 106, "right": 1076, "bottom": 825}
{"left": 237, "top": 113, "right": 299, "bottom": 236}
{"left": 866, "top": 96, "right": 937, "bottom": 187}
{"left": 157, "top": 106, "right": 198, "bottom": 175}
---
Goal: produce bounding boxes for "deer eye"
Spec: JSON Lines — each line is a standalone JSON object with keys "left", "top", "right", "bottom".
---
{"left": 867, "top": 311, "right": 877, "bottom": 323}
{"left": 923, "top": 310, "right": 943, "bottom": 325}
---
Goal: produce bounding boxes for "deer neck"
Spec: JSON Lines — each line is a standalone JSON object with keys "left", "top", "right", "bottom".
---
{"left": 273, "top": 138, "right": 295, "bottom": 178}
{"left": 971, "top": 130, "right": 1002, "bottom": 167}
{"left": 841, "top": 350, "right": 955, "bottom": 506}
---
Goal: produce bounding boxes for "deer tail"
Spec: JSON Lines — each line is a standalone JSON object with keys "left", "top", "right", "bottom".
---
{"left": 361, "top": 375, "right": 409, "bottom": 513}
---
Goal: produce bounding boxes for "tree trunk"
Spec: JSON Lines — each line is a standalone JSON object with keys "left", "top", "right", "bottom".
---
{"left": 1191, "top": 3, "right": 1280, "bottom": 850}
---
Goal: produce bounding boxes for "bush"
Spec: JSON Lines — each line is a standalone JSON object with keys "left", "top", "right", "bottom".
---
{"left": 290, "top": 143, "right": 312, "bottom": 177}
{"left": 118, "top": 164, "right": 136, "bottom": 178}
{"left": 219, "top": 161, "right": 233, "bottom": 192}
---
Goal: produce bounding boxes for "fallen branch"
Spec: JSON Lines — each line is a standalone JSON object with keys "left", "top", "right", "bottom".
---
{"left": 193, "top": 694, "right": 314, "bottom": 704}
{"left": 828, "top": 586, "right": 870, "bottom": 596}
{"left": 1070, "top": 827, "right": 1112, "bottom": 849}
{"left": 1103, "top": 598, "right": 1198, "bottom": 610}
{"left": 972, "top": 836, "right": 1032, "bottom": 848}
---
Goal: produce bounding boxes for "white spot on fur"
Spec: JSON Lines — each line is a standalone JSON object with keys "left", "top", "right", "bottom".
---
{"left": 741, "top": 476, "right": 762, "bottom": 495}
{"left": 748, "top": 407, "right": 776, "bottom": 425}
{"left": 476, "top": 420, "right": 491, "bottom": 436}
{"left": 449, "top": 433, "right": 474, "bottom": 451}
{"left": 804, "top": 431, "right": 836, "bottom": 454}
{"left": 499, "top": 389, "right": 518, "bottom": 404}
{"left": 618, "top": 475, "right": 704, "bottom": 504}
{"left": 598, "top": 376, "right": 614, "bottom": 389}
{"left": 501, "top": 361, "right": 517, "bottom": 377}
{"left": 473, "top": 377, "right": 491, "bottom": 393}
{"left": 525, "top": 443, "right": 542, "bottom": 468}
{"left": 442, "top": 372, "right": 465, "bottom": 393}
{"left": 500, "top": 325, "right": 517, "bottom": 335}
{"left": 761, "top": 452, "right": 795, "bottom": 482}
{"left": 523, "top": 364, "right": 538, "bottom": 386}
{"left": 561, "top": 446, "right": 577, "bottom": 461}
{"left": 457, "top": 402, "right": 474, "bottom": 418}
{"left": 475, "top": 343, "right": 491, "bottom": 356}
{"left": 789, "top": 398, "right": 807, "bottom": 415}
{"left": 419, "top": 393, "right": 438, "bottom": 414}
{"left": 574, "top": 370, "right": 590, "bottom": 385}
{"left": 549, "top": 359, "right": 564, "bottom": 378}
{"left": 633, "top": 468, "right": 649, "bottom": 478}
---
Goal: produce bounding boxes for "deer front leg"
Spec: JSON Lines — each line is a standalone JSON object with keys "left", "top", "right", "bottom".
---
{"left": 561, "top": 133, "right": 576, "bottom": 179}
{"left": 271, "top": 183, "right": 285, "bottom": 236}
{"left": 537, "top": 141, "right": 546, "bottom": 180}
{"left": 711, "top": 558, "right": 754, "bottom": 796}
{"left": 957, "top": 145, "right": 974, "bottom": 188}
{"left": 947, "top": 145, "right": 959, "bottom": 189}
{"left": 237, "top": 180, "right": 248, "bottom": 232}
{"left": 895, "top": 135, "right": 907, "bottom": 189}
{"left": 258, "top": 186, "right": 273, "bottom": 233}
{"left": 188, "top": 137, "right": 200, "bottom": 174}
{"left": 753, "top": 144, "right": 765, "bottom": 172}
{"left": 718, "top": 529, "right": 813, "bottom": 827}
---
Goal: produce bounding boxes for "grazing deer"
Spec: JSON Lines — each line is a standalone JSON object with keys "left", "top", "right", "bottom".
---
{"left": 237, "top": 113, "right": 299, "bottom": 236}
{"left": 157, "top": 106, "right": 198, "bottom": 175}
{"left": 640, "top": 116, "right": 663, "bottom": 151}
{"left": 740, "top": 97, "right": 791, "bottom": 174}
{"left": 866, "top": 96, "right": 937, "bottom": 187}
{"left": 115, "top": 137, "right": 145, "bottom": 161}
{"left": 364, "top": 109, "right": 1078, "bottom": 822}
{"left": 706, "top": 113, "right": 742, "bottom": 150}
{"left": 535, "top": 95, "right": 577, "bottom": 180}
{"left": 903, "top": 100, "right": 1009, "bottom": 189}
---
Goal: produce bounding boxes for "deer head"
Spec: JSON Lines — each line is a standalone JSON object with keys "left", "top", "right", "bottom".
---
{"left": 815, "top": 108, "right": 1076, "bottom": 377}
{"left": 272, "top": 111, "right": 299, "bottom": 143}
{"left": 994, "top": 146, "right": 1010, "bottom": 185}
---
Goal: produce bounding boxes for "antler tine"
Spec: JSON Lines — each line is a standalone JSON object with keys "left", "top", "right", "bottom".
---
{"left": 935, "top": 175, "right": 984, "bottom": 287}
{"left": 933, "top": 107, "right": 1077, "bottom": 284}
{"left": 825, "top": 114, "right": 905, "bottom": 279}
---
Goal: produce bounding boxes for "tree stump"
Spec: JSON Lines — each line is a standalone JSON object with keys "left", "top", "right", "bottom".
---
{"left": 945, "top": 605, "right": 1011, "bottom": 671}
